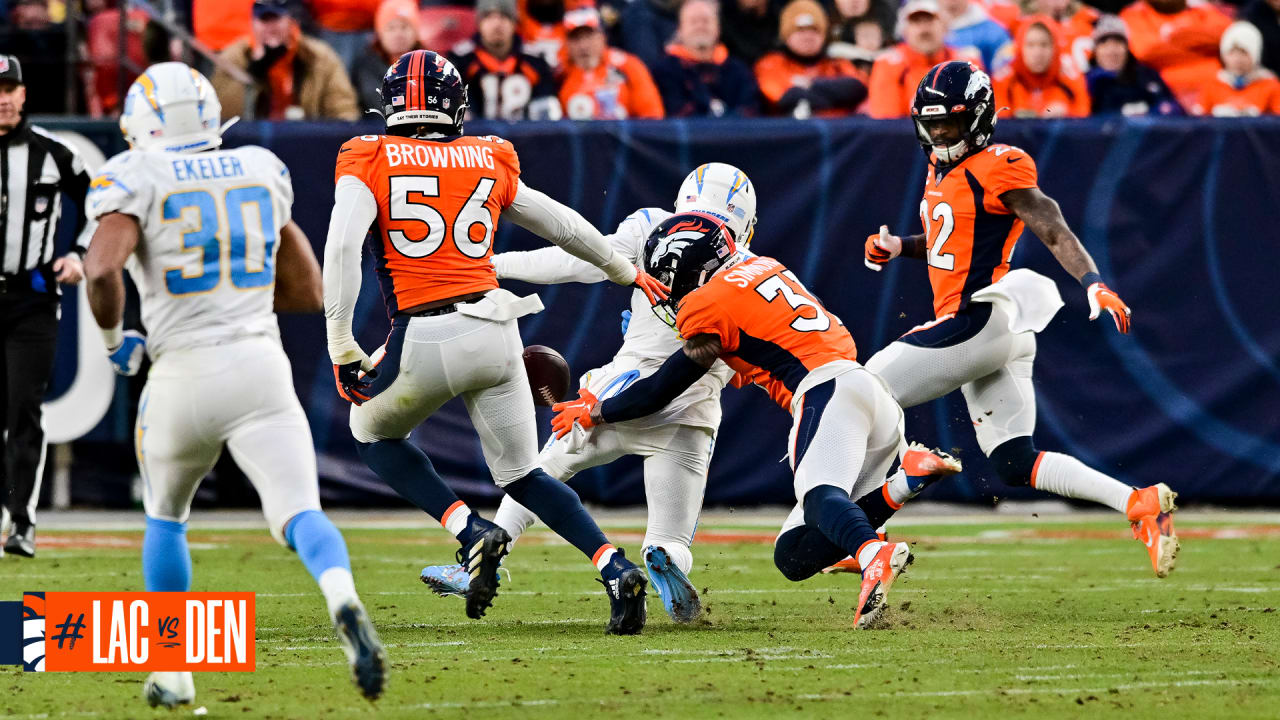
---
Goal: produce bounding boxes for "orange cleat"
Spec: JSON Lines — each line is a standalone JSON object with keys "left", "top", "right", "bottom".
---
{"left": 901, "top": 442, "right": 963, "bottom": 478}
{"left": 822, "top": 556, "right": 860, "bottom": 574}
{"left": 853, "top": 541, "right": 913, "bottom": 629}
{"left": 1126, "top": 483, "right": 1179, "bottom": 578}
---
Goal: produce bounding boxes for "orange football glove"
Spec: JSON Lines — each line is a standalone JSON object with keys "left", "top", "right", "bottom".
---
{"left": 864, "top": 225, "right": 901, "bottom": 271}
{"left": 632, "top": 265, "right": 670, "bottom": 305}
{"left": 551, "top": 388, "right": 600, "bottom": 439}
{"left": 1087, "top": 282, "right": 1132, "bottom": 334}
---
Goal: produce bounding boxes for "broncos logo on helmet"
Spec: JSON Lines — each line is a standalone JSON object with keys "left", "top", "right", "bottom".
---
{"left": 643, "top": 212, "right": 737, "bottom": 328}
{"left": 911, "top": 61, "right": 997, "bottom": 165}
{"left": 380, "top": 50, "right": 469, "bottom": 136}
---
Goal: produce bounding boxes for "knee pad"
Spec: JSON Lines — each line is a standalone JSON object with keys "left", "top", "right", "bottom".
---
{"left": 987, "top": 436, "right": 1039, "bottom": 487}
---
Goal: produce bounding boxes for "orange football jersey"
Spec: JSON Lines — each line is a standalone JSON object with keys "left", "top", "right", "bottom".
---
{"left": 677, "top": 255, "right": 858, "bottom": 412}
{"left": 920, "top": 144, "right": 1039, "bottom": 318}
{"left": 335, "top": 133, "right": 522, "bottom": 313}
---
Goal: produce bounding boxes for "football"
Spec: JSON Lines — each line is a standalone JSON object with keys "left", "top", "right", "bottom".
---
{"left": 523, "top": 345, "right": 571, "bottom": 407}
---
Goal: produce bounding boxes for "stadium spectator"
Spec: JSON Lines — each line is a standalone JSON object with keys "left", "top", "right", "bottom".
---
{"left": 651, "top": 0, "right": 760, "bottom": 116}
{"left": 306, "top": 0, "right": 379, "bottom": 70}
{"left": 1241, "top": 0, "right": 1280, "bottom": 75}
{"left": 826, "top": 0, "right": 896, "bottom": 47}
{"left": 211, "top": 0, "right": 359, "bottom": 121}
{"left": 84, "top": 2, "right": 154, "bottom": 116}
{"left": 450, "top": 0, "right": 562, "bottom": 120}
{"left": 939, "top": 0, "right": 1013, "bottom": 73}
{"left": 721, "top": 0, "right": 783, "bottom": 65}
{"left": 993, "top": 16, "right": 1090, "bottom": 117}
{"left": 1032, "top": 0, "right": 1099, "bottom": 72}
{"left": 1086, "top": 14, "right": 1183, "bottom": 115}
{"left": 1120, "top": 0, "right": 1231, "bottom": 107}
{"left": 350, "top": 0, "right": 422, "bottom": 113}
{"left": 0, "top": 0, "right": 81, "bottom": 114}
{"left": 520, "top": 0, "right": 586, "bottom": 68}
{"left": 867, "top": 0, "right": 976, "bottom": 118}
{"left": 755, "top": 0, "right": 867, "bottom": 117}
{"left": 194, "top": 0, "right": 255, "bottom": 53}
{"left": 558, "top": 7, "right": 664, "bottom": 119}
{"left": 618, "top": 0, "right": 682, "bottom": 70}
{"left": 1189, "top": 21, "right": 1280, "bottom": 115}
{"left": 980, "top": 0, "right": 1020, "bottom": 33}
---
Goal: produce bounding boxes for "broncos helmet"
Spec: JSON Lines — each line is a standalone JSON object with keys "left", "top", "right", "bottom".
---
{"left": 643, "top": 212, "right": 738, "bottom": 328}
{"left": 912, "top": 60, "right": 997, "bottom": 165}
{"left": 380, "top": 50, "right": 468, "bottom": 136}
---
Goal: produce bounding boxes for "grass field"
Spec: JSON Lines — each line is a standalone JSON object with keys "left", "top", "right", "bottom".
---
{"left": 2, "top": 511, "right": 1278, "bottom": 719}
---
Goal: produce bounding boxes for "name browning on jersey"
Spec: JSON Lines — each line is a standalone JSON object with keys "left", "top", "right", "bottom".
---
{"left": 380, "top": 135, "right": 508, "bottom": 170}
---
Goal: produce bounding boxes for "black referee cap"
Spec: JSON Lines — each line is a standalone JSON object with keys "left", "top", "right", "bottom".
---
{"left": 0, "top": 56, "right": 21, "bottom": 85}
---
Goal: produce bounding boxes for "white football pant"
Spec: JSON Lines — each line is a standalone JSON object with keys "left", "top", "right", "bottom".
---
{"left": 349, "top": 312, "right": 540, "bottom": 486}
{"left": 136, "top": 336, "right": 321, "bottom": 545}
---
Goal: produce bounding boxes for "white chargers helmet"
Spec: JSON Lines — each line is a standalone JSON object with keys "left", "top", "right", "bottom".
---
{"left": 674, "top": 163, "right": 758, "bottom": 247}
{"left": 119, "top": 62, "right": 227, "bottom": 154}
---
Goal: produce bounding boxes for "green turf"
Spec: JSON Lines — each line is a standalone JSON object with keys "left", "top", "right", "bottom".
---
{"left": 3, "top": 517, "right": 1278, "bottom": 720}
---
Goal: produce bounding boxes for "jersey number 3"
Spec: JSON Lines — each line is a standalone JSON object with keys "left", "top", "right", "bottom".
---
{"left": 162, "top": 186, "right": 276, "bottom": 296}
{"left": 755, "top": 271, "right": 831, "bottom": 332}
{"left": 388, "top": 175, "right": 496, "bottom": 259}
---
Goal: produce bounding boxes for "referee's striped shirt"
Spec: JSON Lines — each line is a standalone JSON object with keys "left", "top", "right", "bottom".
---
{"left": 0, "top": 117, "right": 89, "bottom": 281}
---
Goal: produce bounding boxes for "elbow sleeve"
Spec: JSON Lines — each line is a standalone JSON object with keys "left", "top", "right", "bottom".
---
{"left": 502, "top": 181, "right": 636, "bottom": 286}
{"left": 323, "top": 175, "right": 377, "bottom": 363}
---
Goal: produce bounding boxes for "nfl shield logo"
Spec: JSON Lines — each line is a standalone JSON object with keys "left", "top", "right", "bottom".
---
{"left": 33, "top": 196, "right": 48, "bottom": 214}
{"left": 0, "top": 57, "right": 8, "bottom": 73}
{"left": 443, "top": 98, "right": 450, "bottom": 109}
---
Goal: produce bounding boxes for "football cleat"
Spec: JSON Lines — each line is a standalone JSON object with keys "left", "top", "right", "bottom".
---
{"left": 333, "top": 601, "right": 387, "bottom": 701}
{"left": 421, "top": 563, "right": 470, "bottom": 597}
{"left": 1127, "top": 483, "right": 1179, "bottom": 578}
{"left": 458, "top": 525, "right": 511, "bottom": 619}
{"left": 600, "top": 549, "right": 648, "bottom": 635}
{"left": 821, "top": 532, "right": 888, "bottom": 574}
{"left": 143, "top": 671, "right": 195, "bottom": 708}
{"left": 643, "top": 545, "right": 701, "bottom": 623}
{"left": 853, "top": 541, "right": 913, "bottom": 629}
{"left": 901, "top": 443, "right": 962, "bottom": 478}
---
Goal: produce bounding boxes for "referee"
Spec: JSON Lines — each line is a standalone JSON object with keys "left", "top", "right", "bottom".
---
{"left": 0, "top": 55, "right": 89, "bottom": 558}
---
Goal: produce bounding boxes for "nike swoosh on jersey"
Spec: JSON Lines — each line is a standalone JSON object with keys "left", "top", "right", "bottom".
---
{"left": 1007, "top": 157, "right": 1022, "bottom": 164}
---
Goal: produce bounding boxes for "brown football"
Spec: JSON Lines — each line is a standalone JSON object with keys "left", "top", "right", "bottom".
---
{"left": 523, "top": 345, "right": 571, "bottom": 407}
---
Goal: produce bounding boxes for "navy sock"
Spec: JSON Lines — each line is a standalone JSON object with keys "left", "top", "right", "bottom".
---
{"left": 854, "top": 485, "right": 898, "bottom": 529}
{"left": 802, "top": 484, "right": 879, "bottom": 556}
{"left": 502, "top": 468, "right": 613, "bottom": 567}
{"left": 773, "top": 525, "right": 848, "bottom": 582}
{"left": 356, "top": 439, "right": 461, "bottom": 522}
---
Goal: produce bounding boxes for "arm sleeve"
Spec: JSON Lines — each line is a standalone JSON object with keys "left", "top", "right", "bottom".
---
{"left": 63, "top": 151, "right": 92, "bottom": 254}
{"left": 323, "top": 174, "right": 378, "bottom": 365}
{"left": 500, "top": 180, "right": 637, "bottom": 286}
{"left": 598, "top": 349, "right": 710, "bottom": 423}
{"left": 493, "top": 210, "right": 651, "bottom": 284}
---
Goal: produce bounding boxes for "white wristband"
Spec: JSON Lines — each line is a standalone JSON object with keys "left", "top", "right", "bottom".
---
{"left": 101, "top": 322, "right": 123, "bottom": 351}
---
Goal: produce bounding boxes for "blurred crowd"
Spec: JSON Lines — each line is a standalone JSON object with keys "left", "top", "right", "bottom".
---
{"left": 3, "top": 0, "right": 1278, "bottom": 121}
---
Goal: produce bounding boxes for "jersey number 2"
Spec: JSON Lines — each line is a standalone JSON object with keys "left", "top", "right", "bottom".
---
{"left": 755, "top": 272, "right": 831, "bottom": 332}
{"left": 921, "top": 199, "right": 956, "bottom": 271}
{"left": 162, "top": 186, "right": 276, "bottom": 296}
{"left": 388, "top": 176, "right": 496, "bottom": 259}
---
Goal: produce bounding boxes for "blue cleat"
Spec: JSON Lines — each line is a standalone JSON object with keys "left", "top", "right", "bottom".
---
{"left": 643, "top": 545, "right": 701, "bottom": 624}
{"left": 420, "top": 563, "right": 470, "bottom": 598}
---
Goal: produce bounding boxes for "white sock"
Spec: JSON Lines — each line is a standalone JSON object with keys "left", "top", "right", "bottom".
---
{"left": 645, "top": 542, "right": 694, "bottom": 575}
{"left": 493, "top": 495, "right": 537, "bottom": 543}
{"left": 884, "top": 468, "right": 913, "bottom": 506}
{"left": 1032, "top": 452, "right": 1131, "bottom": 513}
{"left": 442, "top": 503, "right": 472, "bottom": 538}
{"left": 856, "top": 540, "right": 886, "bottom": 571}
{"left": 318, "top": 567, "right": 359, "bottom": 618}
{"left": 594, "top": 545, "right": 617, "bottom": 571}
